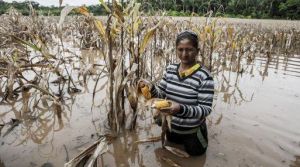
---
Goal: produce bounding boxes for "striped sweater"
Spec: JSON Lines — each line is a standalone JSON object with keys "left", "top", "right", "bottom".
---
{"left": 151, "top": 63, "right": 214, "bottom": 131}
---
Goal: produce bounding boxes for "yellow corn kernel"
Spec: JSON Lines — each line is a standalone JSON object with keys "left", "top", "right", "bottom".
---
{"left": 154, "top": 100, "right": 171, "bottom": 109}
{"left": 141, "top": 85, "right": 151, "bottom": 99}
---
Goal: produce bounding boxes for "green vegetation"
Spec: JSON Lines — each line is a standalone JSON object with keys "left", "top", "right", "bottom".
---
{"left": 139, "top": 0, "right": 300, "bottom": 19}
{"left": 0, "top": 0, "right": 299, "bottom": 19}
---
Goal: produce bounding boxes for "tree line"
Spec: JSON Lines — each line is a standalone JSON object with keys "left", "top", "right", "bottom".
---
{"left": 138, "top": 0, "right": 300, "bottom": 19}
{"left": 0, "top": 0, "right": 299, "bottom": 19}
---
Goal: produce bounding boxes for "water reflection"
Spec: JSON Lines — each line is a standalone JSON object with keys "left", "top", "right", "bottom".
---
{"left": 214, "top": 52, "right": 300, "bottom": 106}
{"left": 256, "top": 54, "right": 300, "bottom": 77}
{"left": 290, "top": 155, "right": 300, "bottom": 167}
{"left": 0, "top": 159, "right": 6, "bottom": 167}
{"left": 98, "top": 127, "right": 207, "bottom": 167}
{"left": 0, "top": 96, "right": 71, "bottom": 145}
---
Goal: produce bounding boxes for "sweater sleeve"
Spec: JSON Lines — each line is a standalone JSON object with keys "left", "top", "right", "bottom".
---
{"left": 150, "top": 68, "right": 168, "bottom": 99}
{"left": 175, "top": 77, "right": 214, "bottom": 119}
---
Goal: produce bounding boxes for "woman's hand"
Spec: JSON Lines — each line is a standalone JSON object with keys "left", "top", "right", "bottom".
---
{"left": 138, "top": 80, "right": 146, "bottom": 88}
{"left": 160, "top": 101, "right": 181, "bottom": 115}
{"left": 138, "top": 79, "right": 151, "bottom": 88}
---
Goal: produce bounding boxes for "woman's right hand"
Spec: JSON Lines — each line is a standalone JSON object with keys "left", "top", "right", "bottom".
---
{"left": 138, "top": 80, "right": 146, "bottom": 88}
{"left": 138, "top": 79, "right": 151, "bottom": 89}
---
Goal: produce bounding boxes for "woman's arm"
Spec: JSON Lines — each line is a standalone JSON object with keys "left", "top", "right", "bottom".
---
{"left": 174, "top": 77, "right": 214, "bottom": 119}
{"left": 150, "top": 70, "right": 168, "bottom": 98}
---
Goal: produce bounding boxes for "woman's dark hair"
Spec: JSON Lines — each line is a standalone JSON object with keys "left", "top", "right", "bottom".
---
{"left": 176, "top": 30, "right": 199, "bottom": 48}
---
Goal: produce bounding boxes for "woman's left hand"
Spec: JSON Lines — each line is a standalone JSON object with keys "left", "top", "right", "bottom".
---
{"left": 160, "top": 101, "right": 181, "bottom": 115}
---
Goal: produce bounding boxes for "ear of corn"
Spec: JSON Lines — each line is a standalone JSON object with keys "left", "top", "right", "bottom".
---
{"left": 154, "top": 100, "right": 171, "bottom": 109}
{"left": 141, "top": 85, "right": 151, "bottom": 99}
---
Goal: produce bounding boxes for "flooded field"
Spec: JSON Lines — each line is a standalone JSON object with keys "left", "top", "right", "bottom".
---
{"left": 1, "top": 50, "right": 300, "bottom": 167}
{"left": 1, "top": 7, "right": 300, "bottom": 167}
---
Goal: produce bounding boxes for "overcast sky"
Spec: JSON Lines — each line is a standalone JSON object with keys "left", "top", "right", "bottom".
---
{"left": 3, "top": 0, "right": 100, "bottom": 6}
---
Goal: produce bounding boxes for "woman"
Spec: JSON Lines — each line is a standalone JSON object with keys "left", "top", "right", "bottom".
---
{"left": 139, "top": 30, "right": 214, "bottom": 156}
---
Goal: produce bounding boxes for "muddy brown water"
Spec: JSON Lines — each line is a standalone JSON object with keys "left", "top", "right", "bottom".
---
{"left": 1, "top": 52, "right": 300, "bottom": 166}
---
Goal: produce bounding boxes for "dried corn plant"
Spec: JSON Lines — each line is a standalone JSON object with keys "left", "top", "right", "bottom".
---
{"left": 0, "top": 7, "right": 101, "bottom": 145}
{"left": 1, "top": 1, "right": 300, "bottom": 145}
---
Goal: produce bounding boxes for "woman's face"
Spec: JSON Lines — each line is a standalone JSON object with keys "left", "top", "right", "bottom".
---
{"left": 176, "top": 38, "right": 198, "bottom": 66}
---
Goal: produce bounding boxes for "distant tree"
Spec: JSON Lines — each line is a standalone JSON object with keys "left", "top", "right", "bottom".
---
{"left": 279, "top": 0, "right": 300, "bottom": 19}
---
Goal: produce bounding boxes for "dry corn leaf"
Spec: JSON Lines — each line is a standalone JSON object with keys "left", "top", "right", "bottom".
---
{"left": 110, "top": 20, "right": 121, "bottom": 39}
{"left": 134, "top": 136, "right": 161, "bottom": 144}
{"left": 75, "top": 6, "right": 90, "bottom": 17}
{"left": 94, "top": 19, "right": 106, "bottom": 39}
{"left": 58, "top": 6, "right": 77, "bottom": 30}
{"left": 133, "top": 17, "right": 142, "bottom": 32}
{"left": 85, "top": 138, "right": 108, "bottom": 167}
{"left": 99, "top": 0, "right": 111, "bottom": 13}
{"left": 232, "top": 42, "right": 237, "bottom": 49}
{"left": 132, "top": 3, "right": 141, "bottom": 19}
{"left": 139, "top": 21, "right": 162, "bottom": 54}
{"left": 64, "top": 137, "right": 108, "bottom": 167}
{"left": 164, "top": 146, "right": 190, "bottom": 158}
{"left": 227, "top": 27, "right": 234, "bottom": 39}
{"left": 191, "top": 28, "right": 201, "bottom": 38}
{"left": 113, "top": 1, "right": 124, "bottom": 23}
{"left": 123, "top": 0, "right": 135, "bottom": 14}
{"left": 12, "top": 35, "right": 41, "bottom": 52}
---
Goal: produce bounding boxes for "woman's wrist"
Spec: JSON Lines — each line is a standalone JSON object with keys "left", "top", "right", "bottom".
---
{"left": 174, "top": 104, "right": 185, "bottom": 116}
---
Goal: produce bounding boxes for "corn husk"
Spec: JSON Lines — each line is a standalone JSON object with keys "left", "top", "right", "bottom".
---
{"left": 64, "top": 137, "right": 108, "bottom": 167}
